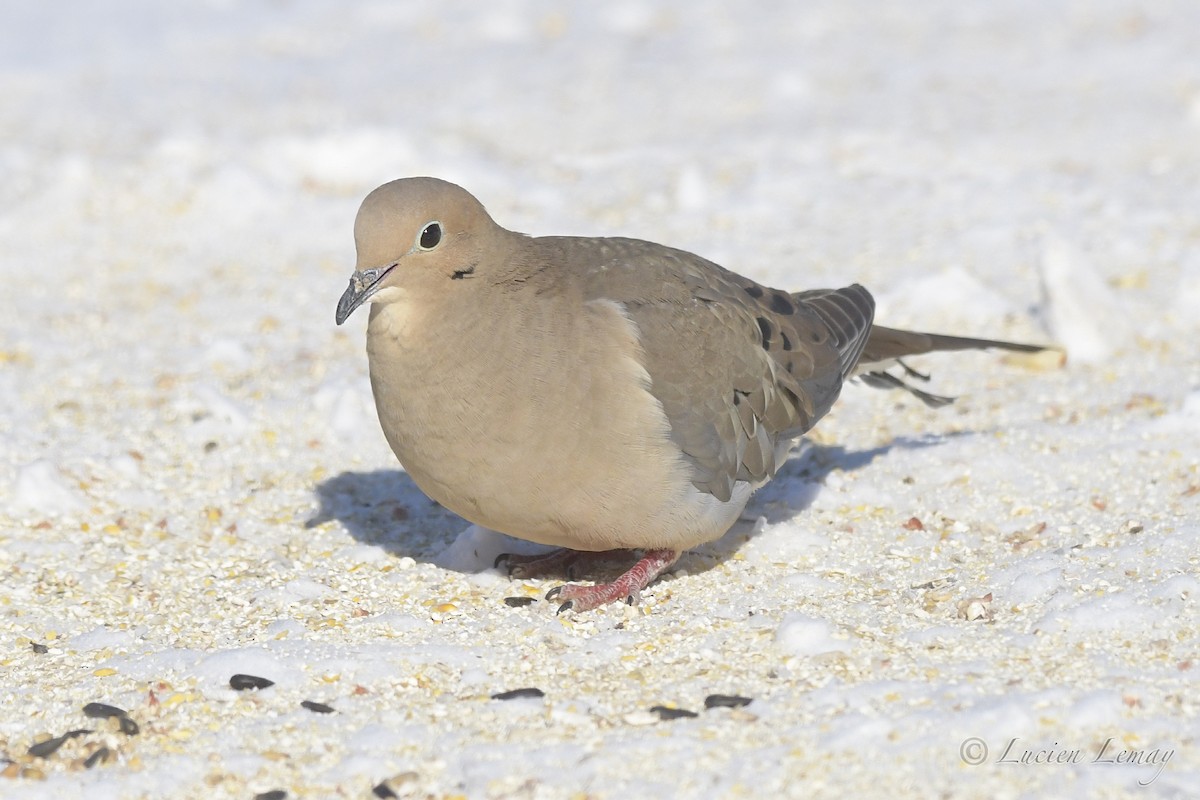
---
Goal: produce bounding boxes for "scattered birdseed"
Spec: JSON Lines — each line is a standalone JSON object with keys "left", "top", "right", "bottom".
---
{"left": 31, "top": 642, "right": 49, "bottom": 654}
{"left": 910, "top": 577, "right": 957, "bottom": 590}
{"left": 230, "top": 674, "right": 275, "bottom": 691}
{"left": 119, "top": 716, "right": 141, "bottom": 736}
{"left": 301, "top": 701, "right": 335, "bottom": 714}
{"left": 254, "top": 791, "right": 288, "bottom": 800}
{"left": 648, "top": 705, "right": 698, "bottom": 720}
{"left": 83, "top": 747, "right": 112, "bottom": 769}
{"left": 622, "top": 710, "right": 660, "bottom": 726}
{"left": 704, "top": 694, "right": 753, "bottom": 709}
{"left": 490, "top": 688, "right": 544, "bottom": 701}
{"left": 503, "top": 596, "right": 536, "bottom": 607}
{"left": 957, "top": 592, "right": 995, "bottom": 622}
{"left": 27, "top": 729, "right": 91, "bottom": 759}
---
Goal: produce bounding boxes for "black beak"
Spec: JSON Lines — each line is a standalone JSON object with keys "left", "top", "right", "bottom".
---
{"left": 335, "top": 264, "right": 396, "bottom": 325}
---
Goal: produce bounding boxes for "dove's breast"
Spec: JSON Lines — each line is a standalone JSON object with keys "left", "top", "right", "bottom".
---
{"left": 365, "top": 290, "right": 751, "bottom": 551}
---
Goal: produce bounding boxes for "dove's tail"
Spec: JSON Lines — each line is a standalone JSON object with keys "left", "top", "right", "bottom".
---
{"left": 853, "top": 326, "right": 1055, "bottom": 407}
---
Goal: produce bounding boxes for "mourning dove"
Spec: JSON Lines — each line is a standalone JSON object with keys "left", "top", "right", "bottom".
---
{"left": 336, "top": 177, "right": 1050, "bottom": 613}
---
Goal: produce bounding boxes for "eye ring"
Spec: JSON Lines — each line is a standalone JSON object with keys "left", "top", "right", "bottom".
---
{"left": 418, "top": 221, "right": 442, "bottom": 251}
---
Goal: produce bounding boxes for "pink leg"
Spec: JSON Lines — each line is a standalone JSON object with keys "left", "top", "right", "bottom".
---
{"left": 495, "top": 548, "right": 631, "bottom": 579}
{"left": 546, "top": 549, "right": 680, "bottom": 613}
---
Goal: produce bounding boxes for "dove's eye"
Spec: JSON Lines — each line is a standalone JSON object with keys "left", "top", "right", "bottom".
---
{"left": 418, "top": 222, "right": 442, "bottom": 250}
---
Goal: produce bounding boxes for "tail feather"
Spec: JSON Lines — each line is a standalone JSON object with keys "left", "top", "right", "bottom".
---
{"left": 862, "top": 326, "right": 1047, "bottom": 365}
{"left": 855, "top": 325, "right": 1052, "bottom": 407}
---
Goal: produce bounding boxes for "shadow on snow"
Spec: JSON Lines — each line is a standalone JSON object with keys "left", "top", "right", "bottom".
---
{"left": 305, "top": 432, "right": 957, "bottom": 579}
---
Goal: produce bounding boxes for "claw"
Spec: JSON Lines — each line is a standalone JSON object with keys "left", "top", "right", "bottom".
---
{"left": 556, "top": 600, "right": 573, "bottom": 615}
{"left": 896, "top": 358, "right": 931, "bottom": 382}
{"left": 545, "top": 586, "right": 562, "bottom": 601}
{"left": 494, "top": 553, "right": 511, "bottom": 570}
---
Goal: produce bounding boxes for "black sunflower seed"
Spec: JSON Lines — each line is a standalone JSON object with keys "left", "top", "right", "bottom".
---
{"left": 503, "top": 596, "right": 536, "bottom": 607}
{"left": 490, "top": 687, "right": 544, "bottom": 701}
{"left": 83, "top": 746, "right": 112, "bottom": 769}
{"left": 28, "top": 729, "right": 91, "bottom": 758}
{"left": 229, "top": 674, "right": 275, "bottom": 691}
{"left": 82, "top": 702, "right": 127, "bottom": 719}
{"left": 648, "top": 705, "right": 697, "bottom": 720}
{"left": 704, "top": 694, "right": 753, "bottom": 709}
{"left": 301, "top": 700, "right": 335, "bottom": 714}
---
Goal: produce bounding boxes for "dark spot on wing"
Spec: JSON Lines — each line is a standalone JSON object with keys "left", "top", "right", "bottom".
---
{"left": 744, "top": 285, "right": 764, "bottom": 299}
{"left": 756, "top": 316, "right": 772, "bottom": 347}
{"left": 769, "top": 292, "right": 794, "bottom": 315}
{"left": 780, "top": 330, "right": 792, "bottom": 351}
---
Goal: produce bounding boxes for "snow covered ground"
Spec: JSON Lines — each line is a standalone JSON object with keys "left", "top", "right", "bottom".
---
{"left": 1, "top": 1, "right": 1198, "bottom": 797}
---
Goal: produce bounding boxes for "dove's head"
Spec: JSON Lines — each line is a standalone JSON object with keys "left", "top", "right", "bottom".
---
{"left": 335, "top": 177, "right": 506, "bottom": 325}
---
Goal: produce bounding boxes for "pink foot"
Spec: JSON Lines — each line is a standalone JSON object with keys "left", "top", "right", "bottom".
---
{"left": 545, "top": 549, "right": 680, "bottom": 613}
